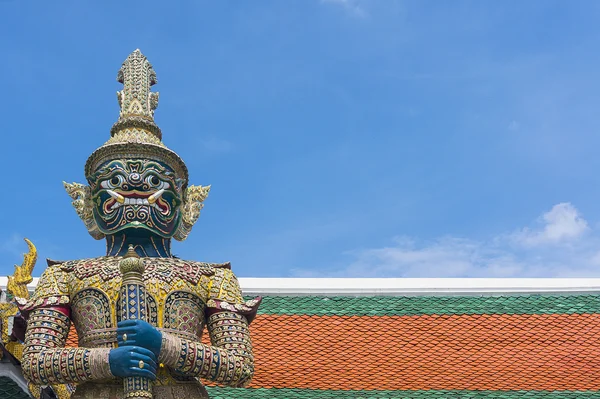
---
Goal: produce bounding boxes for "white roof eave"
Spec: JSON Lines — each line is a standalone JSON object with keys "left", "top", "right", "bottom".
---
{"left": 2, "top": 277, "right": 600, "bottom": 297}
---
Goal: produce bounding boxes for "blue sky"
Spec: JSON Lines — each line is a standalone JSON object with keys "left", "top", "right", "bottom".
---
{"left": 2, "top": 0, "right": 600, "bottom": 277}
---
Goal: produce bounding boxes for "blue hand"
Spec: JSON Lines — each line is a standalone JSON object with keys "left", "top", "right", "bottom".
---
{"left": 109, "top": 346, "right": 157, "bottom": 380}
{"left": 117, "top": 319, "right": 163, "bottom": 358}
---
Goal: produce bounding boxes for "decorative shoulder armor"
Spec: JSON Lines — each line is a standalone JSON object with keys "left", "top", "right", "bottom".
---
{"left": 206, "top": 267, "right": 262, "bottom": 323}
{"left": 206, "top": 297, "right": 262, "bottom": 324}
{"left": 15, "top": 264, "right": 70, "bottom": 315}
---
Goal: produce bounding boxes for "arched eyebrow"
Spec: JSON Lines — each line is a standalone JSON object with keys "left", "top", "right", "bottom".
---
{"left": 142, "top": 161, "right": 170, "bottom": 172}
{"left": 90, "top": 162, "right": 128, "bottom": 179}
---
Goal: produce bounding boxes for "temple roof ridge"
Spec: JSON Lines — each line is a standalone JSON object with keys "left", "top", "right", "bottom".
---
{"left": 3, "top": 277, "right": 600, "bottom": 296}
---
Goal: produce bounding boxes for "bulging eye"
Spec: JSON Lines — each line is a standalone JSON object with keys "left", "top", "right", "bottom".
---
{"left": 145, "top": 174, "right": 169, "bottom": 189}
{"left": 100, "top": 175, "right": 125, "bottom": 189}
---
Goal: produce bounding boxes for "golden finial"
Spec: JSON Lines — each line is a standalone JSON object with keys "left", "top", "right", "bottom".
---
{"left": 115, "top": 49, "right": 160, "bottom": 130}
{"left": 110, "top": 49, "right": 162, "bottom": 142}
{"left": 124, "top": 244, "right": 140, "bottom": 259}
{"left": 6, "top": 238, "right": 37, "bottom": 300}
{"left": 119, "top": 245, "right": 144, "bottom": 276}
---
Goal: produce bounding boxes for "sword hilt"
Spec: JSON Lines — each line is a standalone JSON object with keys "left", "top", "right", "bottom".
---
{"left": 119, "top": 245, "right": 153, "bottom": 398}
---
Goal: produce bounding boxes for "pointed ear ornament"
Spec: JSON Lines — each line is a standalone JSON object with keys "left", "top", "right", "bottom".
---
{"left": 173, "top": 185, "right": 211, "bottom": 242}
{"left": 63, "top": 182, "right": 105, "bottom": 240}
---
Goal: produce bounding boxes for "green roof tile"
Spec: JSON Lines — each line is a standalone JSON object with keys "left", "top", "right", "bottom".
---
{"left": 0, "top": 376, "right": 31, "bottom": 399}
{"left": 246, "top": 295, "right": 600, "bottom": 316}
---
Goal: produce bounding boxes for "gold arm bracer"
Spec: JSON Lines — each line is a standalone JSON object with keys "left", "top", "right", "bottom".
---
{"left": 22, "top": 308, "right": 113, "bottom": 385}
{"left": 158, "top": 311, "right": 254, "bottom": 387}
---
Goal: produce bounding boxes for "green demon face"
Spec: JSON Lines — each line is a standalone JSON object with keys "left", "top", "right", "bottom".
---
{"left": 88, "top": 159, "right": 185, "bottom": 238}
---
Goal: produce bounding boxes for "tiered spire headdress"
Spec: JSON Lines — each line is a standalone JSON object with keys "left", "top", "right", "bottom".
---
{"left": 84, "top": 49, "right": 188, "bottom": 184}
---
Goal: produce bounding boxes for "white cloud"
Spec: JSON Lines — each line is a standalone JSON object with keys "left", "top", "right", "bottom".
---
{"left": 291, "top": 202, "right": 600, "bottom": 277}
{"left": 320, "top": 0, "right": 367, "bottom": 18}
{"left": 510, "top": 202, "right": 589, "bottom": 247}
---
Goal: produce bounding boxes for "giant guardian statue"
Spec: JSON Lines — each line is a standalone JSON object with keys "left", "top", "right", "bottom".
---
{"left": 17, "top": 49, "right": 260, "bottom": 399}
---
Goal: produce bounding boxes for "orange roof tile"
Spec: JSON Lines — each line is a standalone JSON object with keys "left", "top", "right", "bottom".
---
{"left": 241, "top": 313, "right": 600, "bottom": 391}
{"left": 62, "top": 295, "right": 600, "bottom": 392}
{"left": 65, "top": 324, "right": 78, "bottom": 347}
